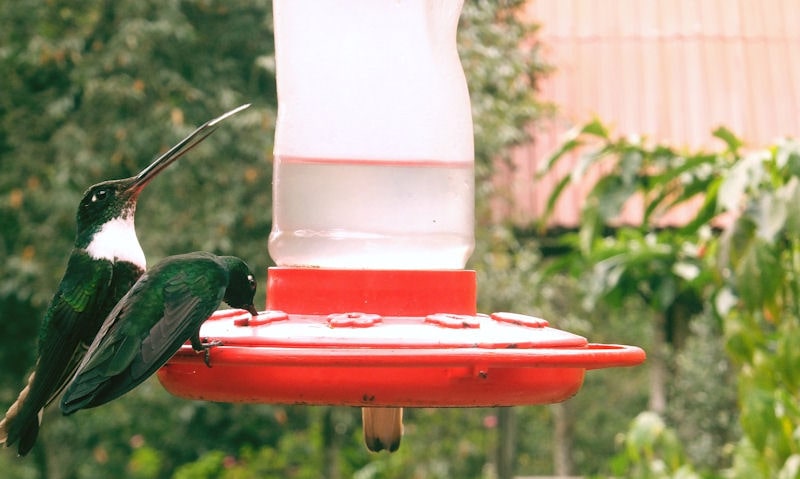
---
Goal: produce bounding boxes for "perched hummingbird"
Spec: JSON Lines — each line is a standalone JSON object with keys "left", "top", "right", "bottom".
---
{"left": 0, "top": 104, "right": 250, "bottom": 456}
{"left": 363, "top": 407, "right": 403, "bottom": 453}
{"left": 60, "top": 252, "right": 257, "bottom": 414}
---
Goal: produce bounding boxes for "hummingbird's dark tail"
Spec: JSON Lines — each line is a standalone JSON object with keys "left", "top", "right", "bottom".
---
{"left": 0, "top": 371, "right": 43, "bottom": 456}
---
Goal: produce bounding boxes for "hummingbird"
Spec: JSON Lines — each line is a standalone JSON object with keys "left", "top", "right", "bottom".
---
{"left": 363, "top": 407, "right": 403, "bottom": 453}
{"left": 60, "top": 252, "right": 257, "bottom": 414}
{"left": 0, "top": 104, "right": 250, "bottom": 456}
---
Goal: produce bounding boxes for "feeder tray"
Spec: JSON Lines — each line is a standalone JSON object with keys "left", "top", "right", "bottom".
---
{"left": 157, "top": 268, "right": 645, "bottom": 407}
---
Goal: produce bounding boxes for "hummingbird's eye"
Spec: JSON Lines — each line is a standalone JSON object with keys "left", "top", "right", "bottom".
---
{"left": 247, "top": 274, "right": 256, "bottom": 289}
{"left": 91, "top": 189, "right": 109, "bottom": 203}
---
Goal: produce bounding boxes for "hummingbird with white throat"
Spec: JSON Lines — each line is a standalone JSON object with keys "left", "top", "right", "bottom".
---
{"left": 0, "top": 104, "right": 250, "bottom": 456}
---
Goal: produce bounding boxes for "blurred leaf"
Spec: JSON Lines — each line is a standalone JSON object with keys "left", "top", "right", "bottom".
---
{"left": 615, "top": 411, "right": 698, "bottom": 478}
{"left": 779, "top": 455, "right": 800, "bottom": 479}
{"left": 672, "top": 261, "right": 700, "bottom": 282}
{"left": 739, "top": 389, "right": 775, "bottom": 452}
{"left": 619, "top": 147, "right": 644, "bottom": 184}
{"left": 735, "top": 239, "right": 781, "bottom": 314}
{"left": 537, "top": 136, "right": 583, "bottom": 176}
{"left": 540, "top": 173, "right": 572, "bottom": 229}
{"left": 172, "top": 451, "right": 227, "bottom": 479}
{"left": 580, "top": 118, "right": 610, "bottom": 139}
{"left": 573, "top": 144, "right": 612, "bottom": 182}
{"left": 714, "top": 287, "right": 739, "bottom": 317}
{"left": 718, "top": 152, "right": 767, "bottom": 212}
{"left": 713, "top": 125, "right": 743, "bottom": 153}
{"left": 591, "top": 175, "right": 636, "bottom": 222}
{"left": 678, "top": 178, "right": 722, "bottom": 235}
{"left": 128, "top": 446, "right": 164, "bottom": 479}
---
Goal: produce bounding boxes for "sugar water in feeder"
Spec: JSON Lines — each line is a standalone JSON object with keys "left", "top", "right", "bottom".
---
{"left": 268, "top": 0, "right": 475, "bottom": 269}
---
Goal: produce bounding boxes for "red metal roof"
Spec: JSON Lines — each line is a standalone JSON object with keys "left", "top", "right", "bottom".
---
{"left": 495, "top": 0, "right": 800, "bottom": 227}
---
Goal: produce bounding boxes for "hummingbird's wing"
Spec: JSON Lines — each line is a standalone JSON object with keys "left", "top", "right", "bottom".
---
{"left": 0, "top": 251, "right": 113, "bottom": 454}
{"left": 60, "top": 258, "right": 226, "bottom": 414}
{"left": 58, "top": 274, "right": 153, "bottom": 414}
{"left": 38, "top": 253, "right": 116, "bottom": 404}
{"left": 133, "top": 275, "right": 225, "bottom": 379}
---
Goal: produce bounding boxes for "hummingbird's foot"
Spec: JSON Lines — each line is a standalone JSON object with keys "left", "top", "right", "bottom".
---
{"left": 200, "top": 339, "right": 223, "bottom": 368}
{"left": 190, "top": 335, "right": 223, "bottom": 367}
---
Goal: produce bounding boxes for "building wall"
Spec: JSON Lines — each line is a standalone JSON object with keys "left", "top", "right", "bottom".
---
{"left": 496, "top": 0, "right": 800, "bottom": 227}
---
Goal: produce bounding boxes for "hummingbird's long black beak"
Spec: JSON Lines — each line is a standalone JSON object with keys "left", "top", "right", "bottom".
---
{"left": 131, "top": 103, "right": 251, "bottom": 191}
{"left": 244, "top": 304, "right": 258, "bottom": 316}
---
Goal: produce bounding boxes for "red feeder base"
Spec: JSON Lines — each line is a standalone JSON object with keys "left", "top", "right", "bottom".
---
{"left": 157, "top": 268, "right": 645, "bottom": 407}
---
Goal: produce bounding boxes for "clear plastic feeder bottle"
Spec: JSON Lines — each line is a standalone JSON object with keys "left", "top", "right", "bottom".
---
{"left": 268, "top": 0, "right": 475, "bottom": 269}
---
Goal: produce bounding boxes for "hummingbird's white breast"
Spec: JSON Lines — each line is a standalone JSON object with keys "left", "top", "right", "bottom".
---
{"left": 86, "top": 217, "right": 146, "bottom": 269}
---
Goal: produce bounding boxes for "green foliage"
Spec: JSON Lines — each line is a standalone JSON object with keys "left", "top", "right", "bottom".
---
{"left": 353, "top": 408, "right": 499, "bottom": 479}
{"left": 610, "top": 412, "right": 701, "bottom": 479}
{"left": 668, "top": 312, "right": 739, "bottom": 471}
{"left": 172, "top": 450, "right": 229, "bottom": 479}
{"left": 127, "top": 445, "right": 164, "bottom": 479}
{"left": 172, "top": 443, "right": 318, "bottom": 479}
{"left": 539, "top": 122, "right": 717, "bottom": 322}
{"left": 0, "top": 0, "right": 275, "bottom": 309}
{"left": 471, "top": 222, "right": 650, "bottom": 476}
{"left": 1, "top": 2, "right": 275, "bottom": 475}
{"left": 541, "top": 119, "right": 800, "bottom": 477}
{"left": 0, "top": 0, "right": 552, "bottom": 478}
{"left": 458, "top": 0, "right": 552, "bottom": 194}
{"left": 716, "top": 140, "right": 800, "bottom": 479}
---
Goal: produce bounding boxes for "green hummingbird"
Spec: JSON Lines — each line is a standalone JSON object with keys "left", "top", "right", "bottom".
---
{"left": 59, "top": 252, "right": 257, "bottom": 415}
{"left": 0, "top": 104, "right": 250, "bottom": 456}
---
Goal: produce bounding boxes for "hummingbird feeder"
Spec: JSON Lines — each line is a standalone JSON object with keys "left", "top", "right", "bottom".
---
{"left": 158, "top": 0, "right": 644, "bottom": 412}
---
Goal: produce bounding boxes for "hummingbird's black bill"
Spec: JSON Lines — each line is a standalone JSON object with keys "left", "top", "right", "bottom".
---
{"left": 131, "top": 103, "right": 251, "bottom": 191}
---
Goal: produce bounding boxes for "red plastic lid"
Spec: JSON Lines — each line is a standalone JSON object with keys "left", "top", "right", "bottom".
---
{"left": 266, "top": 267, "right": 477, "bottom": 316}
{"left": 157, "top": 268, "right": 646, "bottom": 407}
{"left": 158, "top": 308, "right": 645, "bottom": 407}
